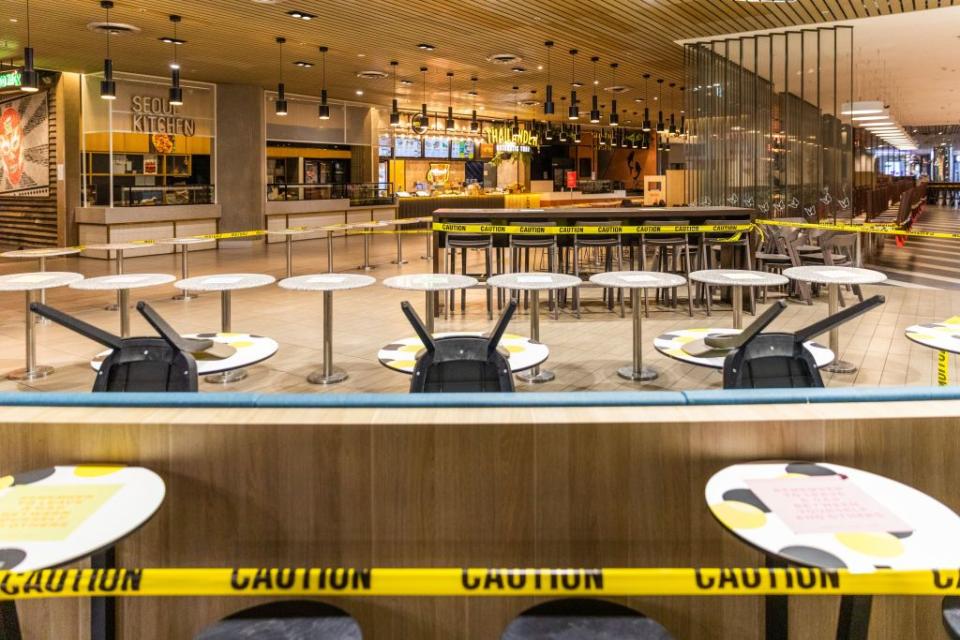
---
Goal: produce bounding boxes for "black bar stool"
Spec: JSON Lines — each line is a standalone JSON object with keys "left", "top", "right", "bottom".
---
{"left": 502, "top": 598, "right": 675, "bottom": 639}
{"left": 196, "top": 600, "right": 362, "bottom": 639}
{"left": 509, "top": 221, "right": 558, "bottom": 313}
{"left": 572, "top": 220, "right": 624, "bottom": 318}
{"left": 640, "top": 219, "right": 694, "bottom": 317}
{"left": 446, "top": 232, "right": 494, "bottom": 320}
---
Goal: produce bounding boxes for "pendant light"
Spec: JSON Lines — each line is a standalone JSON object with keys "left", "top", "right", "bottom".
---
{"left": 641, "top": 74, "right": 651, "bottom": 132}
{"left": 543, "top": 41, "right": 555, "bottom": 115}
{"left": 558, "top": 124, "right": 567, "bottom": 143}
{"left": 389, "top": 60, "right": 400, "bottom": 126}
{"left": 470, "top": 76, "right": 479, "bottom": 132}
{"left": 273, "top": 37, "right": 287, "bottom": 116}
{"left": 609, "top": 63, "right": 619, "bottom": 127}
{"left": 573, "top": 124, "right": 581, "bottom": 143}
{"left": 640, "top": 132, "right": 649, "bottom": 150}
{"left": 511, "top": 85, "right": 519, "bottom": 135}
{"left": 544, "top": 121, "right": 554, "bottom": 141}
{"left": 420, "top": 66, "right": 428, "bottom": 119}
{"left": 656, "top": 79, "right": 664, "bottom": 132}
{"left": 20, "top": 0, "right": 38, "bottom": 92}
{"left": 445, "top": 72, "right": 455, "bottom": 130}
{"left": 317, "top": 46, "right": 329, "bottom": 119}
{"left": 99, "top": 1, "right": 116, "bottom": 100}
{"left": 567, "top": 49, "right": 579, "bottom": 121}
{"left": 668, "top": 82, "right": 677, "bottom": 135}
{"left": 167, "top": 15, "right": 183, "bottom": 106}
{"left": 589, "top": 56, "right": 600, "bottom": 123}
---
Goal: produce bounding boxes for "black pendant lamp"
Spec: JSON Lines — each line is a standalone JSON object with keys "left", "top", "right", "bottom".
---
{"left": 446, "top": 72, "right": 455, "bottom": 130}
{"left": 389, "top": 61, "right": 400, "bottom": 126}
{"left": 543, "top": 41, "right": 555, "bottom": 115}
{"left": 589, "top": 56, "right": 600, "bottom": 123}
{"left": 511, "top": 85, "right": 519, "bottom": 135}
{"left": 99, "top": 1, "right": 116, "bottom": 100}
{"left": 609, "top": 63, "right": 619, "bottom": 127}
{"left": 470, "top": 76, "right": 479, "bottom": 132}
{"left": 567, "top": 49, "right": 579, "bottom": 121}
{"left": 20, "top": 0, "right": 38, "bottom": 92}
{"left": 274, "top": 37, "right": 287, "bottom": 116}
{"left": 318, "top": 46, "right": 330, "bottom": 119}
{"left": 420, "top": 66, "right": 428, "bottom": 119}
{"left": 656, "top": 79, "right": 664, "bottom": 132}
{"left": 641, "top": 74, "right": 651, "bottom": 132}
{"left": 573, "top": 124, "right": 581, "bottom": 143}
{"left": 167, "top": 15, "right": 183, "bottom": 106}
{"left": 668, "top": 82, "right": 677, "bottom": 135}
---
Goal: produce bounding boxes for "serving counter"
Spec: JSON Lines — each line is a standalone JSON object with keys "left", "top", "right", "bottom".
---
{"left": 264, "top": 199, "right": 399, "bottom": 243}
{"left": 77, "top": 204, "right": 221, "bottom": 259}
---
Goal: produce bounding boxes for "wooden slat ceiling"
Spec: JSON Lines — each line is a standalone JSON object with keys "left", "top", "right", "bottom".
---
{"left": 0, "top": 0, "right": 952, "bottom": 119}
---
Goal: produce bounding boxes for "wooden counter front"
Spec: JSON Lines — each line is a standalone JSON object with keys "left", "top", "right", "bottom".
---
{"left": 2, "top": 400, "right": 959, "bottom": 639}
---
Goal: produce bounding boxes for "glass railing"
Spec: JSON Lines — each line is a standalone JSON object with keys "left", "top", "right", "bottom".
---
{"left": 346, "top": 182, "right": 395, "bottom": 206}
{"left": 116, "top": 184, "right": 215, "bottom": 207}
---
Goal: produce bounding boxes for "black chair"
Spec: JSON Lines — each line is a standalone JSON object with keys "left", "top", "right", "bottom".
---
{"left": 404, "top": 298, "right": 517, "bottom": 393}
{"left": 722, "top": 295, "right": 885, "bottom": 389}
{"left": 943, "top": 596, "right": 960, "bottom": 639}
{"left": 501, "top": 598, "right": 674, "bottom": 639}
{"left": 195, "top": 600, "right": 361, "bottom": 639}
{"left": 30, "top": 301, "right": 201, "bottom": 392}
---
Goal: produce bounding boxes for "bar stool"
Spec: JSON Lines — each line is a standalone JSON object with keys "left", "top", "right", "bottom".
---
{"left": 446, "top": 232, "right": 495, "bottom": 320}
{"left": 509, "top": 221, "right": 558, "bottom": 313}
{"left": 572, "top": 220, "right": 623, "bottom": 318}
{"left": 698, "top": 219, "right": 756, "bottom": 315}
{"left": 196, "top": 601, "right": 362, "bottom": 639}
{"left": 502, "top": 599, "right": 675, "bottom": 639}
{"left": 639, "top": 219, "right": 694, "bottom": 317}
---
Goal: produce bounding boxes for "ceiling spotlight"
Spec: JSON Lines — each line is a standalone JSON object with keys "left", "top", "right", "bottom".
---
{"left": 417, "top": 43, "right": 436, "bottom": 51}
{"left": 286, "top": 10, "right": 316, "bottom": 20}
{"left": 159, "top": 36, "right": 186, "bottom": 45}
{"left": 293, "top": 60, "right": 313, "bottom": 68}
{"left": 355, "top": 89, "right": 364, "bottom": 96}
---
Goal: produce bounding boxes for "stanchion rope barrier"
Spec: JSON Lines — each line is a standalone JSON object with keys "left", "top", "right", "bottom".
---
{"left": 4, "top": 567, "right": 960, "bottom": 600}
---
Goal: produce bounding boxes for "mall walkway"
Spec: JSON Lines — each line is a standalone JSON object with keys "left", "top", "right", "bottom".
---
{"left": 867, "top": 204, "right": 960, "bottom": 289}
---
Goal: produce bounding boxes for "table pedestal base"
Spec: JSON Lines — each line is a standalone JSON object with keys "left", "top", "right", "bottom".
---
{"left": 826, "top": 283, "right": 856, "bottom": 374}
{"left": 516, "top": 368, "right": 554, "bottom": 384}
{"left": 172, "top": 291, "right": 198, "bottom": 301}
{"left": 7, "top": 365, "right": 53, "bottom": 381}
{"left": 205, "top": 368, "right": 248, "bottom": 384}
{"left": 824, "top": 359, "right": 857, "bottom": 374}
{"left": 308, "top": 368, "right": 348, "bottom": 385}
{"left": 618, "top": 365, "right": 658, "bottom": 382}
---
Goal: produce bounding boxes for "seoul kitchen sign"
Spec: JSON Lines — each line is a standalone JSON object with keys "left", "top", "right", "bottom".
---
{"left": 131, "top": 95, "right": 196, "bottom": 136}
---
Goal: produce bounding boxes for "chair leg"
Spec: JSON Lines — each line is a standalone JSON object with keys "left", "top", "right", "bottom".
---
{"left": 523, "top": 247, "right": 530, "bottom": 310}
{"left": 485, "top": 247, "right": 493, "bottom": 320}
{"left": 684, "top": 242, "right": 694, "bottom": 317}
{"left": 445, "top": 248, "right": 453, "bottom": 319}
{"left": 573, "top": 245, "right": 581, "bottom": 319}
{"left": 745, "top": 244, "right": 756, "bottom": 315}
{"left": 617, "top": 246, "right": 625, "bottom": 318}
{"left": 460, "top": 248, "right": 467, "bottom": 313}
{"left": 548, "top": 246, "right": 557, "bottom": 316}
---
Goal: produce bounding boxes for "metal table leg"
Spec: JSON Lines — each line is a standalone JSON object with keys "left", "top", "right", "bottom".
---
{"left": 358, "top": 232, "right": 375, "bottom": 271}
{"left": 392, "top": 226, "right": 407, "bottom": 265}
{"left": 0, "top": 600, "right": 22, "bottom": 640}
{"left": 516, "top": 289, "right": 554, "bottom": 384}
{"left": 90, "top": 546, "right": 116, "bottom": 640}
{"left": 425, "top": 290, "right": 435, "bottom": 335}
{"left": 118, "top": 289, "right": 130, "bottom": 338}
{"left": 308, "top": 290, "right": 347, "bottom": 384}
{"left": 285, "top": 235, "right": 294, "bottom": 279}
{"left": 8, "top": 290, "right": 53, "bottom": 381}
{"left": 618, "top": 288, "right": 657, "bottom": 381}
{"left": 105, "top": 249, "right": 124, "bottom": 311}
{"left": 172, "top": 245, "right": 197, "bottom": 301}
{"left": 824, "top": 282, "right": 856, "bottom": 373}
{"left": 422, "top": 222, "right": 433, "bottom": 260}
{"left": 36, "top": 256, "right": 48, "bottom": 324}
{"left": 836, "top": 595, "right": 872, "bottom": 640}
{"left": 326, "top": 231, "right": 335, "bottom": 273}
{"left": 732, "top": 284, "right": 744, "bottom": 330}
{"left": 765, "top": 555, "right": 789, "bottom": 640}
{"left": 206, "top": 290, "right": 247, "bottom": 384}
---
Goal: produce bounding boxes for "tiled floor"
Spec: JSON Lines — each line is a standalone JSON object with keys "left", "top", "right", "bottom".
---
{"left": 1, "top": 212, "right": 958, "bottom": 394}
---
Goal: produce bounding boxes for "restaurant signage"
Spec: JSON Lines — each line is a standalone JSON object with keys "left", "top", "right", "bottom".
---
{"left": 483, "top": 126, "right": 540, "bottom": 152}
{"left": 0, "top": 70, "right": 23, "bottom": 90}
{"left": 131, "top": 95, "right": 197, "bottom": 136}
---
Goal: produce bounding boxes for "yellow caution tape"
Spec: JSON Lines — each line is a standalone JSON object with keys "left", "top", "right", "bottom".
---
{"left": 432, "top": 222, "right": 754, "bottom": 235}
{"left": 4, "top": 567, "right": 960, "bottom": 600}
{"left": 193, "top": 230, "right": 267, "bottom": 240}
{"left": 939, "top": 351, "right": 950, "bottom": 386}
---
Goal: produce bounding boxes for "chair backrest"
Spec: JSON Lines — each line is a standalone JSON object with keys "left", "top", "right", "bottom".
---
{"left": 404, "top": 299, "right": 517, "bottom": 393}
{"left": 723, "top": 295, "right": 885, "bottom": 389}
{"left": 30, "top": 302, "right": 198, "bottom": 392}
{"left": 502, "top": 598, "right": 674, "bottom": 639}
{"left": 575, "top": 220, "right": 621, "bottom": 244}
{"left": 642, "top": 219, "right": 689, "bottom": 243}
{"left": 509, "top": 221, "right": 557, "bottom": 247}
{"left": 703, "top": 218, "right": 750, "bottom": 243}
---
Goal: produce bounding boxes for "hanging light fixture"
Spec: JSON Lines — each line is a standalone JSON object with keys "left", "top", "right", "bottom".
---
{"left": 656, "top": 79, "right": 664, "bottom": 132}
{"left": 511, "top": 85, "right": 520, "bottom": 135}
{"left": 99, "top": 1, "right": 116, "bottom": 100}
{"left": 543, "top": 40, "right": 555, "bottom": 115}
{"left": 167, "top": 15, "right": 183, "bottom": 106}
{"left": 641, "top": 74, "right": 651, "bottom": 132}
{"left": 544, "top": 121, "right": 554, "bottom": 141}
{"left": 567, "top": 49, "right": 579, "bottom": 121}
{"left": 589, "top": 56, "right": 600, "bottom": 123}
{"left": 317, "top": 46, "right": 330, "bottom": 119}
{"left": 641, "top": 132, "right": 649, "bottom": 150}
{"left": 446, "top": 72, "right": 455, "bottom": 130}
{"left": 470, "top": 76, "right": 479, "bottom": 132}
{"left": 609, "top": 63, "right": 620, "bottom": 127}
{"left": 558, "top": 124, "right": 567, "bottom": 143}
{"left": 19, "top": 0, "right": 38, "bottom": 92}
{"left": 389, "top": 60, "right": 400, "bottom": 126}
{"left": 274, "top": 37, "right": 287, "bottom": 115}
{"left": 420, "top": 66, "right": 428, "bottom": 119}
{"left": 668, "top": 82, "right": 677, "bottom": 135}
{"left": 573, "top": 124, "right": 581, "bottom": 143}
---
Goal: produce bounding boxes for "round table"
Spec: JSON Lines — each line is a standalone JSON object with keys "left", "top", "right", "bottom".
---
{"left": 2, "top": 247, "right": 83, "bottom": 319}
{"left": 278, "top": 273, "right": 376, "bottom": 384}
{"left": 174, "top": 273, "right": 277, "bottom": 383}
{"left": 156, "top": 237, "right": 208, "bottom": 300}
{"left": 690, "top": 269, "right": 789, "bottom": 330}
{"left": 590, "top": 271, "right": 687, "bottom": 382}
{"left": 905, "top": 320, "right": 960, "bottom": 385}
{"left": 706, "top": 461, "right": 960, "bottom": 640}
{"left": 0, "top": 464, "right": 165, "bottom": 639}
{"left": 92, "top": 332, "right": 279, "bottom": 376}
{"left": 353, "top": 221, "right": 390, "bottom": 271}
{"left": 83, "top": 242, "right": 152, "bottom": 310}
{"left": 265, "top": 228, "right": 315, "bottom": 278}
{"left": 0, "top": 271, "right": 84, "bottom": 381}
{"left": 382, "top": 273, "right": 477, "bottom": 334}
{"left": 70, "top": 273, "right": 175, "bottom": 337}
{"left": 378, "top": 332, "right": 549, "bottom": 374}
{"left": 487, "top": 272, "right": 581, "bottom": 384}
{"left": 654, "top": 327, "right": 834, "bottom": 370}
{"left": 784, "top": 266, "right": 886, "bottom": 374}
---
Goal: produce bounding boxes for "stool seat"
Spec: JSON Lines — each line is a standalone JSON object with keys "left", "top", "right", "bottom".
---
{"left": 502, "top": 598, "right": 674, "bottom": 639}
{"left": 943, "top": 596, "right": 960, "bottom": 639}
{"left": 196, "top": 601, "right": 362, "bottom": 640}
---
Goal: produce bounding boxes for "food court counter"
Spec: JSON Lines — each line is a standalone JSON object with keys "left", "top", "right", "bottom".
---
{"left": 77, "top": 203, "right": 221, "bottom": 259}
{"left": 264, "top": 198, "right": 399, "bottom": 243}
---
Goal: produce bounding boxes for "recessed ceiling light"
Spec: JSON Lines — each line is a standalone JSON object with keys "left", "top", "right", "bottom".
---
{"left": 286, "top": 9, "right": 316, "bottom": 20}
{"left": 486, "top": 53, "right": 521, "bottom": 64}
{"left": 357, "top": 53, "right": 366, "bottom": 58}
{"left": 417, "top": 43, "right": 436, "bottom": 51}
{"left": 9, "top": 18, "right": 17, "bottom": 22}
{"left": 511, "top": 66, "right": 526, "bottom": 73}
{"left": 159, "top": 37, "right": 186, "bottom": 44}
{"left": 356, "top": 70, "right": 389, "bottom": 79}
{"left": 356, "top": 89, "right": 364, "bottom": 96}
{"left": 537, "top": 65, "right": 543, "bottom": 70}
{"left": 400, "top": 79, "right": 414, "bottom": 86}
{"left": 169, "top": 62, "right": 180, "bottom": 70}
{"left": 293, "top": 60, "right": 313, "bottom": 68}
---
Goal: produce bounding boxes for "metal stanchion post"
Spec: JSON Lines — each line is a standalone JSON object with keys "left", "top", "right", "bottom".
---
{"left": 285, "top": 236, "right": 294, "bottom": 278}
{"left": 327, "top": 230, "right": 335, "bottom": 273}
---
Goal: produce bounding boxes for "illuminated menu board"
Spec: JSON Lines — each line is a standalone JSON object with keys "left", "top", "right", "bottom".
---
{"left": 394, "top": 137, "right": 422, "bottom": 158}
{"left": 378, "top": 133, "right": 393, "bottom": 158}
{"left": 424, "top": 137, "right": 450, "bottom": 159}
{"left": 450, "top": 139, "right": 475, "bottom": 160}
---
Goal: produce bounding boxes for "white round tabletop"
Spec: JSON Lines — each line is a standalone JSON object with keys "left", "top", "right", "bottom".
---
{"left": 92, "top": 333, "right": 279, "bottom": 375}
{"left": 784, "top": 266, "right": 887, "bottom": 285}
{"left": 0, "top": 271, "right": 84, "bottom": 291}
{"left": 488, "top": 272, "right": 582, "bottom": 291}
{"left": 905, "top": 318, "right": 960, "bottom": 355}
{"left": 175, "top": 273, "right": 276, "bottom": 292}
{"left": 654, "top": 327, "right": 834, "bottom": 370}
{"left": 690, "top": 269, "right": 789, "bottom": 287}
{"left": 383, "top": 273, "right": 477, "bottom": 292}
{"left": 378, "top": 332, "right": 549, "bottom": 374}
{"left": 70, "top": 273, "right": 175, "bottom": 291}
{"left": 706, "top": 461, "right": 960, "bottom": 571}
{"left": 380, "top": 218, "right": 423, "bottom": 226}
{"left": 0, "top": 464, "right": 165, "bottom": 572}
{"left": 265, "top": 228, "right": 315, "bottom": 236}
{"left": 82, "top": 242, "right": 147, "bottom": 252}
{"left": 590, "top": 271, "right": 687, "bottom": 289}
{"left": 353, "top": 221, "right": 390, "bottom": 229}
{"left": 156, "top": 237, "right": 208, "bottom": 246}
{"left": 279, "top": 273, "right": 376, "bottom": 292}
{"left": 1, "top": 247, "right": 82, "bottom": 259}
{"left": 318, "top": 223, "right": 353, "bottom": 232}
